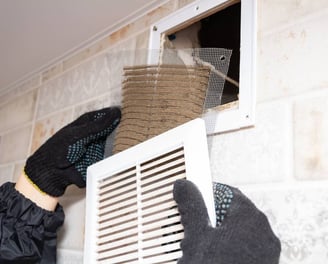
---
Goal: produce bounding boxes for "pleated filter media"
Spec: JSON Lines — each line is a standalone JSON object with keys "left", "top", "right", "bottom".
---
{"left": 84, "top": 118, "right": 215, "bottom": 263}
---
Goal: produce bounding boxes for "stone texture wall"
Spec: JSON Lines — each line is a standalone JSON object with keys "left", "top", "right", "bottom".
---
{"left": 209, "top": 1, "right": 328, "bottom": 263}
{"left": 0, "top": 0, "right": 327, "bottom": 263}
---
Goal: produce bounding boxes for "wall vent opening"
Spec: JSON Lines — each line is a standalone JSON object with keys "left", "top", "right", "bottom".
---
{"left": 149, "top": 0, "right": 257, "bottom": 134}
{"left": 166, "top": 1, "right": 241, "bottom": 106}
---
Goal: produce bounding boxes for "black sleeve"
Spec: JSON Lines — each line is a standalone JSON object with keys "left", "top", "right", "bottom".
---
{"left": 0, "top": 182, "right": 65, "bottom": 264}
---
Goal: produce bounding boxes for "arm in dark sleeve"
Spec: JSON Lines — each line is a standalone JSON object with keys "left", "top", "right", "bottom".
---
{"left": 0, "top": 182, "right": 65, "bottom": 264}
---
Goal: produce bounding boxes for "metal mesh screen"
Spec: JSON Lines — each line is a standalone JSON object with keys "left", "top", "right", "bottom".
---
{"left": 160, "top": 48, "right": 232, "bottom": 109}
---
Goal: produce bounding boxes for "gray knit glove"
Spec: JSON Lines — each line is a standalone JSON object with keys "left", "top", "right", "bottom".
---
{"left": 25, "top": 107, "right": 121, "bottom": 197}
{"left": 173, "top": 179, "right": 281, "bottom": 264}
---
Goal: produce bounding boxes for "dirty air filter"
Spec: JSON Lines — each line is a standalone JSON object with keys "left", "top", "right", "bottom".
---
{"left": 113, "top": 64, "right": 211, "bottom": 153}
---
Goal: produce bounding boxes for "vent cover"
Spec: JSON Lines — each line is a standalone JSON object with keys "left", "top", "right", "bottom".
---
{"left": 84, "top": 118, "right": 215, "bottom": 263}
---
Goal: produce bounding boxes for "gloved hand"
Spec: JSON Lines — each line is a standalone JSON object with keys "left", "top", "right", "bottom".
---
{"left": 173, "top": 179, "right": 281, "bottom": 264}
{"left": 25, "top": 107, "right": 121, "bottom": 197}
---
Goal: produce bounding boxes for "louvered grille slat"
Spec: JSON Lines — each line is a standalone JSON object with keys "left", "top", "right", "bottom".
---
{"left": 141, "top": 251, "right": 183, "bottom": 264}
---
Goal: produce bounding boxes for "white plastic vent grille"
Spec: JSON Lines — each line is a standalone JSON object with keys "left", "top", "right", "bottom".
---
{"left": 84, "top": 118, "right": 215, "bottom": 263}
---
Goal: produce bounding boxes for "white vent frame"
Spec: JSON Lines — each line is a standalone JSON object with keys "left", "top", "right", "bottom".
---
{"left": 148, "top": 0, "right": 257, "bottom": 134}
{"left": 84, "top": 118, "right": 216, "bottom": 263}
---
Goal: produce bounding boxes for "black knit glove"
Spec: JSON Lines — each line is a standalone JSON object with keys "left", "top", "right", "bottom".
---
{"left": 25, "top": 107, "right": 121, "bottom": 197}
{"left": 173, "top": 179, "right": 281, "bottom": 264}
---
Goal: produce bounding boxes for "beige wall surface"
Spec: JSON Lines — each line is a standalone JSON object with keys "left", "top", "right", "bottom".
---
{"left": 0, "top": 0, "right": 327, "bottom": 263}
